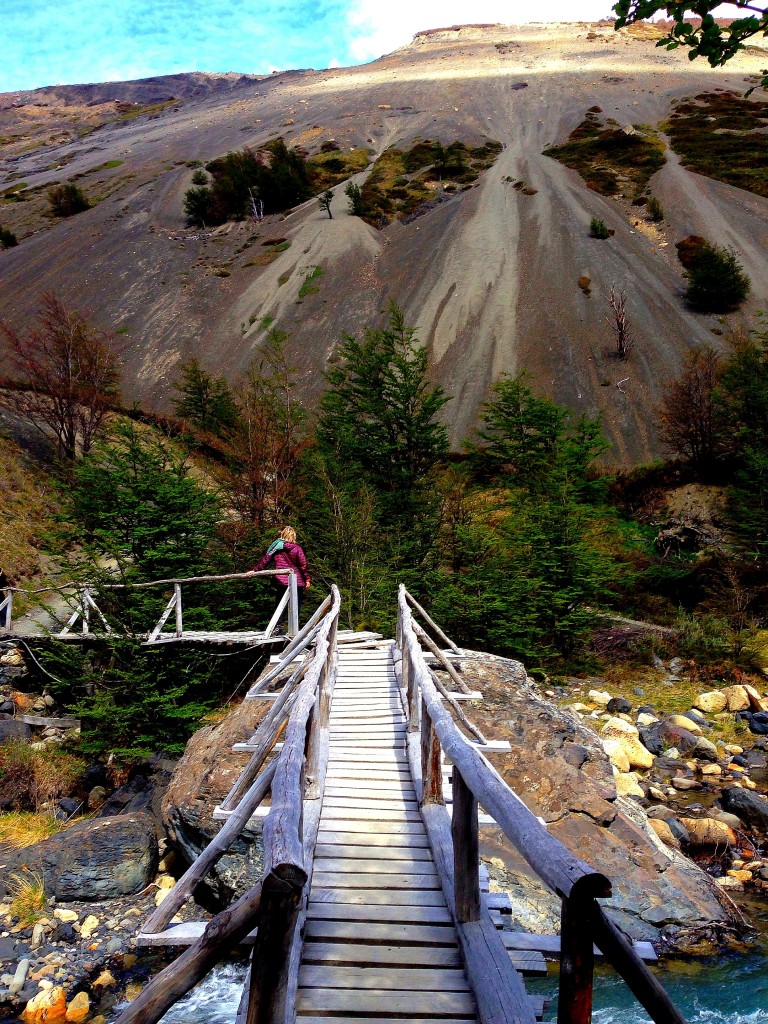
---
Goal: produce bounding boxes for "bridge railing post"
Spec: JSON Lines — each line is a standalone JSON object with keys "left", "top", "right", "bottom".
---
{"left": 174, "top": 583, "right": 183, "bottom": 638}
{"left": 451, "top": 766, "right": 480, "bottom": 923}
{"left": 0, "top": 590, "right": 12, "bottom": 632}
{"left": 557, "top": 886, "right": 595, "bottom": 1024}
{"left": 420, "top": 699, "right": 443, "bottom": 805}
{"left": 288, "top": 572, "right": 299, "bottom": 636}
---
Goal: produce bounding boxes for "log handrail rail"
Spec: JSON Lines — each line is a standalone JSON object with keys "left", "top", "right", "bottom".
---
{"left": 396, "top": 584, "right": 687, "bottom": 1024}
{"left": 118, "top": 585, "right": 340, "bottom": 1024}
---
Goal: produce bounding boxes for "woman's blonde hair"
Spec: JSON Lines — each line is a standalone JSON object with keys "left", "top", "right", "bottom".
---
{"left": 280, "top": 526, "right": 296, "bottom": 543}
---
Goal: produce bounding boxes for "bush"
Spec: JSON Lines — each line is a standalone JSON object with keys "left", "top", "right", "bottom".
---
{"left": 191, "top": 169, "right": 208, "bottom": 186}
{"left": 345, "top": 181, "right": 364, "bottom": 216}
{"left": 48, "top": 183, "right": 90, "bottom": 217}
{"left": 647, "top": 196, "right": 664, "bottom": 221}
{"left": 589, "top": 217, "right": 610, "bottom": 239}
{"left": 686, "top": 243, "right": 751, "bottom": 313}
{"left": 0, "top": 225, "right": 18, "bottom": 248}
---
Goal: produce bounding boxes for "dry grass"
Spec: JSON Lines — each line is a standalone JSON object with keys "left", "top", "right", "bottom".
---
{"left": 8, "top": 870, "right": 46, "bottom": 926}
{"left": 0, "top": 741, "right": 85, "bottom": 812}
{"left": 0, "top": 811, "right": 69, "bottom": 848}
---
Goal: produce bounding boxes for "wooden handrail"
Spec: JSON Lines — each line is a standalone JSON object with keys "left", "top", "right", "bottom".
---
{"left": 397, "top": 584, "right": 688, "bottom": 1024}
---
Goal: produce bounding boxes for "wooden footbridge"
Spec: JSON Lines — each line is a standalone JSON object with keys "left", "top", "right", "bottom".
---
{"left": 108, "top": 584, "right": 685, "bottom": 1024}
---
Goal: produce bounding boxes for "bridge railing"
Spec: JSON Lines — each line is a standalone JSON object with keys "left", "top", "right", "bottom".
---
{"left": 0, "top": 569, "right": 300, "bottom": 641}
{"left": 396, "top": 584, "right": 687, "bottom": 1024}
{"left": 115, "top": 584, "right": 340, "bottom": 1024}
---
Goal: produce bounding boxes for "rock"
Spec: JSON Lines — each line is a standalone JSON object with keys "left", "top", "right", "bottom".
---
{"left": 672, "top": 777, "right": 699, "bottom": 790}
{"left": 694, "top": 691, "right": 727, "bottom": 713}
{"left": 93, "top": 970, "right": 115, "bottom": 989}
{"left": 720, "top": 786, "right": 768, "bottom": 831}
{"left": 79, "top": 915, "right": 99, "bottom": 939}
{"left": 155, "top": 873, "right": 175, "bottom": 889}
{"left": 607, "top": 696, "right": 632, "bottom": 714}
{"left": 669, "top": 714, "right": 702, "bottom": 736}
{"left": 669, "top": 657, "right": 685, "bottom": 675}
{"left": 747, "top": 711, "right": 768, "bottom": 735}
{"left": 561, "top": 743, "right": 589, "bottom": 769}
{"left": 10, "top": 958, "right": 30, "bottom": 995}
{"left": 647, "top": 805, "right": 675, "bottom": 819}
{"left": 588, "top": 689, "right": 612, "bottom": 707}
{"left": 53, "top": 908, "right": 78, "bottom": 924}
{"left": 602, "top": 739, "right": 630, "bottom": 773}
{"left": 667, "top": 819, "right": 691, "bottom": 846}
{"left": 637, "top": 712, "right": 658, "bottom": 727}
{"left": 58, "top": 798, "right": 80, "bottom": 817}
{"left": 744, "top": 684, "right": 768, "bottom": 712}
{"left": 700, "top": 764, "right": 722, "bottom": 776}
{"left": 648, "top": 785, "right": 667, "bottom": 801}
{"left": 21, "top": 986, "right": 67, "bottom": 1024}
{"left": 716, "top": 876, "right": 743, "bottom": 890}
{"left": 86, "top": 786, "right": 107, "bottom": 810}
{"left": 683, "top": 710, "right": 710, "bottom": 730}
{"left": 614, "top": 772, "right": 644, "bottom": 798}
{"left": 720, "top": 685, "right": 751, "bottom": 712}
{"left": 601, "top": 718, "right": 654, "bottom": 769}
{"left": 724, "top": 743, "right": 743, "bottom": 755}
{"left": 0, "top": 719, "right": 32, "bottom": 744}
{"left": 641, "top": 721, "right": 699, "bottom": 757}
{"left": 649, "top": 818, "right": 680, "bottom": 849}
{"left": 691, "top": 736, "right": 719, "bottom": 762}
{"left": 712, "top": 810, "right": 743, "bottom": 830}
{"left": 0, "top": 814, "right": 158, "bottom": 902}
{"left": 727, "top": 869, "right": 752, "bottom": 882}
{"left": 679, "top": 818, "right": 736, "bottom": 847}
{"left": 65, "top": 992, "right": 89, "bottom": 1023}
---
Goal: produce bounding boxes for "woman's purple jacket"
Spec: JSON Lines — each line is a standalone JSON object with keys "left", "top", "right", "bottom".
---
{"left": 253, "top": 542, "right": 309, "bottom": 587}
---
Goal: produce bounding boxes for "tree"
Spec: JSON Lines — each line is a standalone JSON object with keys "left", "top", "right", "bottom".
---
{"left": 467, "top": 373, "right": 607, "bottom": 500}
{"left": 658, "top": 346, "right": 727, "bottom": 468}
{"left": 172, "top": 358, "right": 239, "bottom": 437}
{"left": 613, "top": 1, "right": 768, "bottom": 90}
{"left": 345, "top": 181, "right": 364, "bottom": 216}
{"left": 607, "top": 285, "right": 634, "bottom": 360}
{"left": 318, "top": 303, "right": 449, "bottom": 504}
{"left": 0, "top": 292, "right": 122, "bottom": 463}
{"left": 228, "top": 329, "right": 309, "bottom": 531}
{"left": 685, "top": 243, "right": 751, "bottom": 313}
{"left": 69, "top": 421, "right": 221, "bottom": 581}
{"left": 48, "top": 183, "right": 90, "bottom": 217}
{"left": 318, "top": 189, "right": 334, "bottom": 219}
{"left": 0, "top": 226, "right": 18, "bottom": 249}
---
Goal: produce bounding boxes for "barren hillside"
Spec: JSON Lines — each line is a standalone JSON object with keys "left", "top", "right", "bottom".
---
{"left": 2, "top": 23, "right": 768, "bottom": 464}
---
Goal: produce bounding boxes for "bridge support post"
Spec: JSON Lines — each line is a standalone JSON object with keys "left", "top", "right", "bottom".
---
{"left": 0, "top": 591, "right": 12, "bottom": 632}
{"left": 451, "top": 768, "right": 480, "bottom": 923}
{"left": 558, "top": 888, "right": 595, "bottom": 1024}
{"left": 288, "top": 573, "right": 299, "bottom": 636}
{"left": 174, "top": 584, "right": 183, "bottom": 638}
{"left": 420, "top": 699, "right": 443, "bottom": 805}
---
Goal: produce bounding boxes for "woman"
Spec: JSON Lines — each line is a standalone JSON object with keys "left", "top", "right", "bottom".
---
{"left": 252, "top": 526, "right": 311, "bottom": 620}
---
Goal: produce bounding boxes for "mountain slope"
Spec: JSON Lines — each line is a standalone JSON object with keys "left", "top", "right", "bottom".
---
{"left": 2, "top": 23, "right": 767, "bottom": 463}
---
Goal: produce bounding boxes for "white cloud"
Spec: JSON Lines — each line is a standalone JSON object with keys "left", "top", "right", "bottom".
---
{"left": 345, "top": 0, "right": 615, "bottom": 61}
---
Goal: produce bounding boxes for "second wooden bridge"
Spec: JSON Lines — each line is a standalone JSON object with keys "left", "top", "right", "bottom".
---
{"left": 118, "top": 585, "right": 686, "bottom": 1024}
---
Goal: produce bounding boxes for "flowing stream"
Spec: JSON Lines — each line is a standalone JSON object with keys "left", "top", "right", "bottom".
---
{"left": 146, "top": 947, "right": 768, "bottom": 1024}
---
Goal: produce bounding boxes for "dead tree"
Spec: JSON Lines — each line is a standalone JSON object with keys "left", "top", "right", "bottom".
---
{"left": 606, "top": 285, "right": 634, "bottom": 360}
{"left": 0, "top": 293, "right": 122, "bottom": 463}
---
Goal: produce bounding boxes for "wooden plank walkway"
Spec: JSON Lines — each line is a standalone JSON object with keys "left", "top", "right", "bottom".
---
{"left": 296, "top": 646, "right": 545, "bottom": 1024}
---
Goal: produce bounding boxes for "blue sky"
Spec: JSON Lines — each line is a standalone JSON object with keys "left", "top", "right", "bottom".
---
{"left": 0, "top": 1, "right": 738, "bottom": 93}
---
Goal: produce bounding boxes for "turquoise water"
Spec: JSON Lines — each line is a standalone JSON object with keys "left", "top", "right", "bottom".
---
{"left": 149, "top": 948, "right": 768, "bottom": 1023}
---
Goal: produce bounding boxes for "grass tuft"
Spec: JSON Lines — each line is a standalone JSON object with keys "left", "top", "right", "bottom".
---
{"left": 8, "top": 870, "right": 46, "bottom": 926}
{"left": 0, "top": 811, "right": 69, "bottom": 848}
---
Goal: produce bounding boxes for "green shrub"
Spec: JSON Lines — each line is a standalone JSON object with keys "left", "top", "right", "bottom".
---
{"left": 685, "top": 243, "right": 750, "bottom": 312}
{"left": 647, "top": 196, "right": 664, "bottom": 221}
{"left": 48, "top": 183, "right": 90, "bottom": 217}
{"left": 589, "top": 217, "right": 610, "bottom": 239}
{"left": 191, "top": 168, "right": 208, "bottom": 186}
{"left": 0, "top": 225, "right": 18, "bottom": 248}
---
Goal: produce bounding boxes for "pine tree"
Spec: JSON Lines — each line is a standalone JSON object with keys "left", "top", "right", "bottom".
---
{"left": 172, "top": 358, "right": 239, "bottom": 437}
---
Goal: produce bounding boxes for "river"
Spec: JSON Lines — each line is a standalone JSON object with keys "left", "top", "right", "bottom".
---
{"left": 148, "top": 943, "right": 768, "bottom": 1024}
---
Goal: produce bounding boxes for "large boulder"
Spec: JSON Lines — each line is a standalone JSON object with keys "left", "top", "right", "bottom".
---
{"left": 640, "top": 720, "right": 699, "bottom": 757}
{"left": 719, "top": 786, "right": 768, "bottom": 832}
{"left": 0, "top": 717, "right": 31, "bottom": 744}
{"left": 163, "top": 688, "right": 273, "bottom": 901}
{"left": 455, "top": 655, "right": 738, "bottom": 946}
{"left": 694, "top": 691, "right": 727, "bottom": 714}
{"left": 601, "top": 717, "right": 654, "bottom": 770}
{"left": 0, "top": 813, "right": 158, "bottom": 901}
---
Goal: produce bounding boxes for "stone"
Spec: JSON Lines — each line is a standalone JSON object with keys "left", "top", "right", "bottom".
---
{"left": 712, "top": 810, "right": 743, "bottom": 830}
{"left": 716, "top": 876, "right": 744, "bottom": 890}
{"left": 727, "top": 869, "right": 752, "bottom": 882}
{"left": 607, "top": 696, "right": 632, "bottom": 714}
{"left": 79, "top": 915, "right": 98, "bottom": 939}
{"left": 669, "top": 714, "right": 702, "bottom": 736}
{"left": 649, "top": 818, "right": 680, "bottom": 849}
{"left": 720, "top": 786, "right": 768, "bottom": 831}
{"left": 669, "top": 657, "right": 685, "bottom": 675}
{"left": 747, "top": 711, "right": 768, "bottom": 735}
{"left": 588, "top": 689, "right": 612, "bottom": 707}
{"left": 124, "top": 981, "right": 143, "bottom": 1002}
{"left": 601, "top": 717, "right": 654, "bottom": 769}
{"left": 614, "top": 772, "right": 644, "bottom": 798}
{"left": 647, "top": 805, "right": 675, "bottom": 820}
{"left": 672, "top": 777, "right": 698, "bottom": 790}
{"left": 679, "top": 818, "right": 736, "bottom": 847}
{"left": 640, "top": 721, "right": 699, "bottom": 758}
{"left": 648, "top": 785, "right": 667, "bottom": 800}
{"left": 155, "top": 873, "right": 175, "bottom": 889}
{"left": 694, "top": 691, "right": 728, "bottom": 714}
{"left": 65, "top": 992, "right": 90, "bottom": 1023}
{"left": 691, "top": 736, "right": 719, "bottom": 762}
{"left": 637, "top": 712, "right": 658, "bottom": 727}
{"left": 0, "top": 814, "right": 158, "bottom": 903}
{"left": 684, "top": 710, "right": 711, "bottom": 730}
{"left": 724, "top": 744, "right": 744, "bottom": 755}
{"left": 720, "top": 686, "right": 751, "bottom": 712}
{"left": 744, "top": 684, "right": 768, "bottom": 712}
{"left": 602, "top": 739, "right": 630, "bottom": 773}
{"left": 93, "top": 970, "right": 115, "bottom": 989}
{"left": 21, "top": 985, "right": 67, "bottom": 1024}
{"left": 700, "top": 764, "right": 722, "bottom": 776}
{"left": 86, "top": 786, "right": 107, "bottom": 810}
{"left": 561, "top": 743, "right": 589, "bottom": 769}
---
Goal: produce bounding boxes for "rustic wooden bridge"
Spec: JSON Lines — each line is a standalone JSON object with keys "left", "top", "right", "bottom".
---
{"left": 111, "top": 584, "right": 685, "bottom": 1024}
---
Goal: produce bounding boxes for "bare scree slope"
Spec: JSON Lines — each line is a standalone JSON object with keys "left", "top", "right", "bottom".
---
{"left": 2, "top": 23, "right": 767, "bottom": 463}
